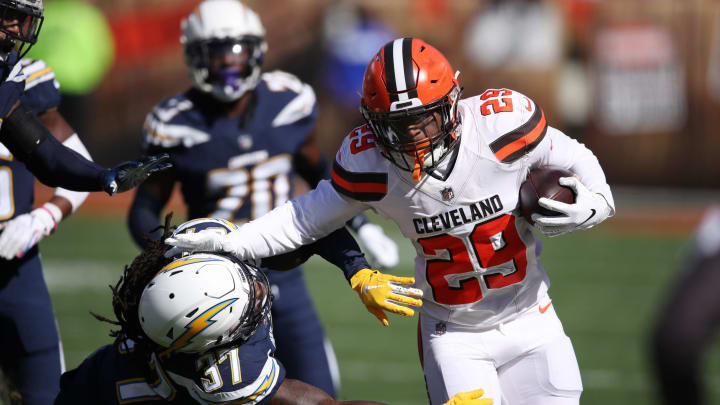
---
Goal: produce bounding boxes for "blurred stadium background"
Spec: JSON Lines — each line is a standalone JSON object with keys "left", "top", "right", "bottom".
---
{"left": 23, "top": 0, "right": 720, "bottom": 403}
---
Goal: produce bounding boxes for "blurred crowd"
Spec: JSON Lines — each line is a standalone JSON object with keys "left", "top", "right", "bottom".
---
{"left": 37, "top": 0, "right": 720, "bottom": 187}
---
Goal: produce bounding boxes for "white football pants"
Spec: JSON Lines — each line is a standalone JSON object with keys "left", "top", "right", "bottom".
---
{"left": 419, "top": 296, "right": 582, "bottom": 405}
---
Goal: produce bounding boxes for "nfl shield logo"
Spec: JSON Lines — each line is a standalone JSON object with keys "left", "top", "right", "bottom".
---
{"left": 441, "top": 187, "right": 454, "bottom": 201}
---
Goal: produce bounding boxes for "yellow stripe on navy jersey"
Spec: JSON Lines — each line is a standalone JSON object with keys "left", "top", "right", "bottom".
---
{"left": 232, "top": 358, "right": 279, "bottom": 404}
{"left": 20, "top": 59, "right": 57, "bottom": 91}
{"left": 18, "top": 58, "right": 61, "bottom": 114}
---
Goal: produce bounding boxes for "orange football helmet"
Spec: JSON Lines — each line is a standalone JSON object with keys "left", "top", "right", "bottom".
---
{"left": 361, "top": 38, "right": 461, "bottom": 180}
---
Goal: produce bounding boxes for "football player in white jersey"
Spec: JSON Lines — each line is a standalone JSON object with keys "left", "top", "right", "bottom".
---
{"left": 166, "top": 38, "right": 616, "bottom": 404}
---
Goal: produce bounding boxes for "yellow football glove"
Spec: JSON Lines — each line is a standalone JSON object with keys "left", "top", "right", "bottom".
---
{"left": 443, "top": 389, "right": 493, "bottom": 405}
{"left": 349, "top": 268, "right": 423, "bottom": 327}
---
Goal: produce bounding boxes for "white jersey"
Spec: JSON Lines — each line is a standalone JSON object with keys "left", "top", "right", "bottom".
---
{"left": 225, "top": 88, "right": 615, "bottom": 328}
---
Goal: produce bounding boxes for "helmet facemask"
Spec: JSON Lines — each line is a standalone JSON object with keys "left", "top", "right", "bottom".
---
{"left": 363, "top": 85, "right": 461, "bottom": 181}
{"left": 224, "top": 261, "right": 272, "bottom": 344}
{"left": 0, "top": 0, "right": 43, "bottom": 62}
{"left": 185, "top": 36, "right": 266, "bottom": 102}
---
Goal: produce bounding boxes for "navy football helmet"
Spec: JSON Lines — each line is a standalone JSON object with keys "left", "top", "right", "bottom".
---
{"left": 0, "top": 0, "right": 43, "bottom": 61}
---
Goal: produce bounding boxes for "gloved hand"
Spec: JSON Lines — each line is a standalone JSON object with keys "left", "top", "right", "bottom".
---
{"left": 101, "top": 154, "right": 172, "bottom": 195}
{"left": 0, "top": 62, "right": 26, "bottom": 126}
{"left": 357, "top": 222, "right": 399, "bottom": 268}
{"left": 349, "top": 268, "right": 422, "bottom": 327}
{"left": 531, "top": 176, "right": 612, "bottom": 237}
{"left": 443, "top": 389, "right": 493, "bottom": 405}
{"left": 164, "top": 229, "right": 230, "bottom": 258}
{"left": 0, "top": 203, "right": 60, "bottom": 260}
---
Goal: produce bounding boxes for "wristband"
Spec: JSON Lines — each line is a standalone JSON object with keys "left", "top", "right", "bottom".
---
{"left": 38, "top": 202, "right": 62, "bottom": 233}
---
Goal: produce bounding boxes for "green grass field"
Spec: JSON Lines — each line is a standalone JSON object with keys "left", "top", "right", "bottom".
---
{"left": 37, "top": 213, "right": 720, "bottom": 404}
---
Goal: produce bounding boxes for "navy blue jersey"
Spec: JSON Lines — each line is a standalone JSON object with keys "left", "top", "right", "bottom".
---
{"left": 143, "top": 71, "right": 317, "bottom": 222}
{"left": 57, "top": 318, "right": 285, "bottom": 404}
{"left": 0, "top": 58, "right": 60, "bottom": 222}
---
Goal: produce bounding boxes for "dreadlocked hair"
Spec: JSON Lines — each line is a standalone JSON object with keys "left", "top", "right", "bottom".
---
{"left": 92, "top": 213, "right": 175, "bottom": 367}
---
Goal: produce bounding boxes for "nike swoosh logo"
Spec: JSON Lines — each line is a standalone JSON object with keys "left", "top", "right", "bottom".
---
{"left": 578, "top": 209, "right": 596, "bottom": 227}
{"left": 539, "top": 301, "right": 552, "bottom": 314}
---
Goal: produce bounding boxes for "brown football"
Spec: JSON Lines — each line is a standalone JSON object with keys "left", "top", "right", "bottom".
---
{"left": 518, "top": 166, "right": 576, "bottom": 224}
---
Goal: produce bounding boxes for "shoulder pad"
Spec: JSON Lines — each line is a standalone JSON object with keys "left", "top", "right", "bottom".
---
{"left": 143, "top": 95, "right": 209, "bottom": 149}
{"left": 18, "top": 58, "right": 60, "bottom": 114}
{"left": 467, "top": 89, "right": 548, "bottom": 163}
{"left": 331, "top": 125, "right": 388, "bottom": 202}
{"left": 260, "top": 70, "right": 317, "bottom": 127}
{"left": 19, "top": 58, "right": 57, "bottom": 91}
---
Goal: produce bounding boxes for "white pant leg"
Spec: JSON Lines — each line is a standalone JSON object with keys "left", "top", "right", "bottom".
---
{"left": 498, "top": 334, "right": 582, "bottom": 405}
{"left": 419, "top": 295, "right": 582, "bottom": 405}
{"left": 420, "top": 315, "right": 503, "bottom": 405}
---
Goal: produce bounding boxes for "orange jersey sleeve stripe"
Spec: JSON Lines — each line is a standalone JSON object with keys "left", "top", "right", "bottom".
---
{"left": 331, "top": 160, "right": 387, "bottom": 201}
{"left": 331, "top": 170, "right": 387, "bottom": 194}
{"left": 490, "top": 107, "right": 548, "bottom": 163}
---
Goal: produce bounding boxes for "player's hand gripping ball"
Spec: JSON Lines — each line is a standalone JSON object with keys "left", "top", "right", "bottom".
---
{"left": 518, "top": 166, "right": 576, "bottom": 225}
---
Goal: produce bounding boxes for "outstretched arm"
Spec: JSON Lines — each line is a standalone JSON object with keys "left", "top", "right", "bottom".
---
{"left": 0, "top": 103, "right": 171, "bottom": 194}
{"left": 0, "top": 110, "right": 90, "bottom": 259}
{"left": 260, "top": 227, "right": 422, "bottom": 326}
{"left": 167, "top": 179, "right": 366, "bottom": 260}
{"left": 261, "top": 227, "right": 369, "bottom": 277}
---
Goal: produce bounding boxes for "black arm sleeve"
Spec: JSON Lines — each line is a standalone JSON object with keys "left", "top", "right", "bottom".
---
{"left": 0, "top": 103, "right": 105, "bottom": 190}
{"left": 311, "top": 227, "right": 370, "bottom": 281}
{"left": 127, "top": 186, "right": 166, "bottom": 249}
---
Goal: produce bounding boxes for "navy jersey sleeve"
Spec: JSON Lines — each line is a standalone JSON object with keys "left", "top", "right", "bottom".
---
{"left": 304, "top": 227, "right": 370, "bottom": 281}
{"left": 141, "top": 91, "right": 206, "bottom": 153}
{"left": 18, "top": 59, "right": 60, "bottom": 115}
{"left": 1, "top": 104, "right": 106, "bottom": 191}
